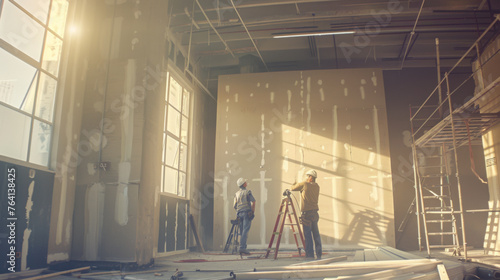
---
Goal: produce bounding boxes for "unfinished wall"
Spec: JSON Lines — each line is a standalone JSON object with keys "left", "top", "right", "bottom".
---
{"left": 474, "top": 33, "right": 500, "bottom": 255}
{"left": 214, "top": 69, "right": 395, "bottom": 250}
{"left": 46, "top": 0, "right": 89, "bottom": 265}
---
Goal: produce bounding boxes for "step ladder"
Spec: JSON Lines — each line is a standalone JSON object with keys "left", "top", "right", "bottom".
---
{"left": 223, "top": 217, "right": 240, "bottom": 254}
{"left": 414, "top": 144, "right": 461, "bottom": 256}
{"left": 265, "top": 191, "right": 305, "bottom": 259}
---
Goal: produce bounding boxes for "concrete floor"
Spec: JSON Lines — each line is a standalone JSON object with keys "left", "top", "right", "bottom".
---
{"left": 3, "top": 248, "right": 500, "bottom": 280}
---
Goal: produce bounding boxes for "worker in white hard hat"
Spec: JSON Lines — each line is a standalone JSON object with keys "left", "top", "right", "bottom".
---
{"left": 289, "top": 169, "right": 322, "bottom": 259}
{"left": 233, "top": 178, "right": 256, "bottom": 255}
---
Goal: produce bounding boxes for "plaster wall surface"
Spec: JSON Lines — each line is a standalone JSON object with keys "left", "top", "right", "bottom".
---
{"left": 476, "top": 34, "right": 500, "bottom": 255}
{"left": 214, "top": 69, "right": 395, "bottom": 250}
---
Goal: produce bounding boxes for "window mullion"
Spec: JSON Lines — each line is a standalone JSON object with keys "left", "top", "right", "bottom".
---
{"left": 9, "top": 0, "right": 49, "bottom": 28}
{"left": 0, "top": 39, "right": 41, "bottom": 69}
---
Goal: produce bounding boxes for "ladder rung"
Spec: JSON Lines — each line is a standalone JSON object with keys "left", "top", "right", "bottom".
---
{"left": 428, "top": 232, "right": 456, "bottom": 236}
{"left": 420, "top": 165, "right": 448, "bottom": 168}
{"left": 420, "top": 155, "right": 447, "bottom": 158}
{"left": 425, "top": 211, "right": 461, "bottom": 214}
{"left": 424, "top": 184, "right": 450, "bottom": 188}
{"left": 423, "top": 195, "right": 450, "bottom": 199}
{"left": 272, "top": 232, "right": 282, "bottom": 235}
{"left": 426, "top": 219, "right": 454, "bottom": 223}
{"left": 428, "top": 245, "right": 458, "bottom": 249}
{"left": 422, "top": 174, "right": 447, "bottom": 178}
{"left": 425, "top": 207, "right": 452, "bottom": 211}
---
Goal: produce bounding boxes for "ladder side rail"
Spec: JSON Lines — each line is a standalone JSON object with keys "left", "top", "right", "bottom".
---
{"left": 410, "top": 105, "right": 424, "bottom": 252}
{"left": 289, "top": 197, "right": 306, "bottom": 249}
{"left": 274, "top": 199, "right": 290, "bottom": 259}
{"left": 440, "top": 143, "right": 446, "bottom": 246}
{"left": 265, "top": 199, "right": 286, "bottom": 258}
{"left": 285, "top": 204, "right": 302, "bottom": 256}
{"left": 224, "top": 223, "right": 236, "bottom": 253}
{"left": 445, "top": 73, "right": 468, "bottom": 259}
{"left": 285, "top": 212, "right": 302, "bottom": 256}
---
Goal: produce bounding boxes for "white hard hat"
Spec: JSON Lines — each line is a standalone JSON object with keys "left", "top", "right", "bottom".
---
{"left": 306, "top": 169, "right": 317, "bottom": 178}
{"left": 237, "top": 178, "right": 247, "bottom": 187}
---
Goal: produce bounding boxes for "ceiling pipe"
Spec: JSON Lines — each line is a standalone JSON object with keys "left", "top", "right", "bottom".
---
{"left": 229, "top": 0, "right": 269, "bottom": 71}
{"left": 195, "top": 0, "right": 235, "bottom": 58}
{"left": 400, "top": 0, "right": 426, "bottom": 69}
{"left": 171, "top": 7, "right": 433, "bottom": 32}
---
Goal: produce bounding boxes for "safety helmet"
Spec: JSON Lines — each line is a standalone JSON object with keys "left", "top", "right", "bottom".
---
{"left": 237, "top": 178, "right": 247, "bottom": 187}
{"left": 306, "top": 169, "right": 317, "bottom": 178}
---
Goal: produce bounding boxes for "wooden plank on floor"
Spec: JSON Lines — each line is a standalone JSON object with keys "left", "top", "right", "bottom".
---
{"left": 378, "top": 246, "right": 424, "bottom": 260}
{"left": 24, "top": 266, "right": 91, "bottom": 280}
{"left": 291, "top": 256, "right": 348, "bottom": 266}
{"left": 352, "top": 250, "right": 365, "bottom": 261}
{"left": 363, "top": 249, "right": 377, "bottom": 261}
{"left": 437, "top": 264, "right": 450, "bottom": 280}
{"left": 373, "top": 248, "right": 396, "bottom": 261}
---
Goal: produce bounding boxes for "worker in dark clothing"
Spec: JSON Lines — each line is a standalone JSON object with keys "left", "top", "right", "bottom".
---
{"left": 290, "top": 169, "right": 322, "bottom": 259}
{"left": 233, "top": 178, "right": 256, "bottom": 255}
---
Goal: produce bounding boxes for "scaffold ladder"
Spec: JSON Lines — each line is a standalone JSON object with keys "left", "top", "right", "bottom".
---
{"left": 413, "top": 143, "right": 461, "bottom": 256}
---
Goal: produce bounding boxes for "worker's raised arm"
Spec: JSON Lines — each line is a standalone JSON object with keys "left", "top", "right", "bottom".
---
{"left": 291, "top": 181, "right": 305, "bottom": 192}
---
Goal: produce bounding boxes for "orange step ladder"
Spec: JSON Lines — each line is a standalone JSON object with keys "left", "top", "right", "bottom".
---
{"left": 265, "top": 191, "right": 305, "bottom": 259}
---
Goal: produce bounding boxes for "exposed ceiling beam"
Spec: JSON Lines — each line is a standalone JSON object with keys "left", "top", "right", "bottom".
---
{"left": 195, "top": 0, "right": 235, "bottom": 58}
{"left": 230, "top": 0, "right": 269, "bottom": 71}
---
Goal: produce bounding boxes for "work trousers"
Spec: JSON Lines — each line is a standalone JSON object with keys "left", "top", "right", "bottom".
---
{"left": 302, "top": 210, "right": 322, "bottom": 259}
{"left": 237, "top": 210, "right": 252, "bottom": 250}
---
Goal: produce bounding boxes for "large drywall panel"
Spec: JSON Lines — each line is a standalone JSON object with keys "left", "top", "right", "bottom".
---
{"left": 476, "top": 34, "right": 500, "bottom": 255}
{"left": 214, "top": 69, "right": 395, "bottom": 250}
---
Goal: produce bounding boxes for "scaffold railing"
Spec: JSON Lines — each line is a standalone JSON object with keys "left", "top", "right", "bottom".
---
{"left": 409, "top": 14, "right": 500, "bottom": 260}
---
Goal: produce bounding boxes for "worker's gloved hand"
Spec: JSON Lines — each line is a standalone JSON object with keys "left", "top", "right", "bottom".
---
{"left": 248, "top": 211, "right": 255, "bottom": 221}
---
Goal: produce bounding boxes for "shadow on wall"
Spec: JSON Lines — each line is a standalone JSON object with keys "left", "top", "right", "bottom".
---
{"left": 340, "top": 209, "right": 393, "bottom": 246}
{"left": 484, "top": 184, "right": 500, "bottom": 255}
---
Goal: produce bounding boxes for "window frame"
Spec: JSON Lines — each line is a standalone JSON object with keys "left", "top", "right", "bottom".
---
{"left": 0, "top": 0, "right": 69, "bottom": 168}
{"left": 160, "top": 66, "right": 193, "bottom": 199}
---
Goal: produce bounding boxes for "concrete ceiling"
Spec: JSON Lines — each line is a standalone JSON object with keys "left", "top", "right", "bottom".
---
{"left": 168, "top": 0, "right": 500, "bottom": 72}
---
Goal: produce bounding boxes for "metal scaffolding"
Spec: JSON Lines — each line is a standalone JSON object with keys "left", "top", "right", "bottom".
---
{"left": 409, "top": 15, "right": 500, "bottom": 260}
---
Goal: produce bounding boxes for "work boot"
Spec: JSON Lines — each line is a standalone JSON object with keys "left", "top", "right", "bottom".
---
{"left": 239, "top": 249, "right": 250, "bottom": 255}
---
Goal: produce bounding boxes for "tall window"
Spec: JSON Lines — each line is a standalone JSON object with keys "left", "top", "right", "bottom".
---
{"left": 0, "top": 0, "right": 69, "bottom": 166}
{"left": 161, "top": 71, "right": 191, "bottom": 197}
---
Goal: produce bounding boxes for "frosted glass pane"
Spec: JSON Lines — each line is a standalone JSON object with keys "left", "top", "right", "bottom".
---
{"left": 163, "top": 166, "right": 178, "bottom": 194}
{"left": 165, "top": 135, "right": 179, "bottom": 168}
{"left": 35, "top": 72, "right": 57, "bottom": 122}
{"left": 167, "top": 105, "right": 180, "bottom": 137}
{"left": 0, "top": 1, "right": 45, "bottom": 61}
{"left": 179, "top": 143, "right": 187, "bottom": 172}
{"left": 13, "top": 0, "right": 51, "bottom": 24}
{"left": 181, "top": 115, "right": 188, "bottom": 143}
{"left": 182, "top": 89, "right": 190, "bottom": 116}
{"left": 48, "top": 0, "right": 68, "bottom": 37}
{"left": 42, "top": 31, "right": 63, "bottom": 76}
{"left": 162, "top": 132, "right": 166, "bottom": 163}
{"left": 0, "top": 48, "right": 37, "bottom": 113}
{"left": 0, "top": 105, "right": 30, "bottom": 161}
{"left": 29, "top": 120, "right": 51, "bottom": 166}
{"left": 178, "top": 172, "right": 186, "bottom": 197}
{"left": 168, "top": 76, "right": 182, "bottom": 110}
{"left": 164, "top": 72, "right": 169, "bottom": 102}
